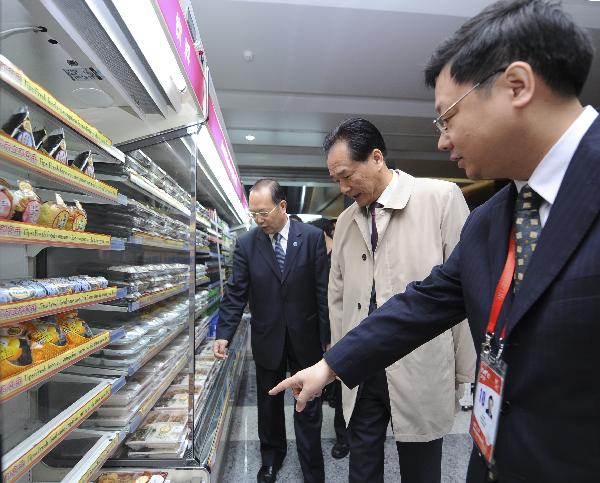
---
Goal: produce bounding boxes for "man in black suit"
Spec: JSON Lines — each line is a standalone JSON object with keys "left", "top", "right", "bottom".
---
{"left": 214, "top": 179, "right": 329, "bottom": 483}
{"left": 271, "top": 1, "right": 600, "bottom": 482}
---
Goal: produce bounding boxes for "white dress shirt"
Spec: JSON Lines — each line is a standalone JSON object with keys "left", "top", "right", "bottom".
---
{"left": 514, "top": 105, "right": 598, "bottom": 228}
{"left": 270, "top": 215, "right": 290, "bottom": 254}
{"left": 367, "top": 170, "right": 398, "bottom": 238}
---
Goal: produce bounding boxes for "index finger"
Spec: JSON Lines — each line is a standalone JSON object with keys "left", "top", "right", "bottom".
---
{"left": 269, "top": 376, "right": 295, "bottom": 396}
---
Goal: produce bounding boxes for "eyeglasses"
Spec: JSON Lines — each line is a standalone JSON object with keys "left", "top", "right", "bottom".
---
{"left": 248, "top": 205, "right": 278, "bottom": 219}
{"left": 433, "top": 67, "right": 507, "bottom": 135}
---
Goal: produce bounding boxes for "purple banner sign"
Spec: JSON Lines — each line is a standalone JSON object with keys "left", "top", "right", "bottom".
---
{"left": 155, "top": 0, "right": 205, "bottom": 113}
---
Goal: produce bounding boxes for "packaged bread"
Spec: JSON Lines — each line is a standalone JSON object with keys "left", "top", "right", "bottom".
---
{"left": 24, "top": 320, "right": 67, "bottom": 363}
{"left": 41, "top": 128, "right": 68, "bottom": 164}
{"left": 54, "top": 311, "right": 94, "bottom": 345}
{"left": 38, "top": 193, "right": 69, "bottom": 229}
{"left": 69, "top": 150, "right": 95, "bottom": 178}
{"left": 2, "top": 106, "right": 34, "bottom": 148}
{"left": 0, "top": 282, "right": 38, "bottom": 303}
{"left": 0, "top": 329, "right": 33, "bottom": 377}
{"left": 11, "top": 181, "right": 41, "bottom": 224}
{"left": 32, "top": 128, "right": 47, "bottom": 150}
{"left": 0, "top": 179, "right": 14, "bottom": 220}
{"left": 65, "top": 200, "right": 87, "bottom": 231}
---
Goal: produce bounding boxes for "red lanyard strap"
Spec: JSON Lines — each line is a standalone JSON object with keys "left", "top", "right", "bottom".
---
{"left": 485, "top": 226, "right": 516, "bottom": 346}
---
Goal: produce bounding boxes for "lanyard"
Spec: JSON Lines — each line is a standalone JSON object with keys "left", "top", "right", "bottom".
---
{"left": 482, "top": 226, "right": 515, "bottom": 359}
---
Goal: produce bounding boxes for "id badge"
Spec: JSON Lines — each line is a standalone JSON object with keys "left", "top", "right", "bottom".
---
{"left": 469, "top": 352, "right": 507, "bottom": 465}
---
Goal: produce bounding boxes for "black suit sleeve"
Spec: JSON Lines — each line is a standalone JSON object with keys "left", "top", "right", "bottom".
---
{"left": 314, "top": 231, "right": 331, "bottom": 345}
{"left": 324, "top": 239, "right": 467, "bottom": 388}
{"left": 217, "top": 238, "right": 250, "bottom": 343}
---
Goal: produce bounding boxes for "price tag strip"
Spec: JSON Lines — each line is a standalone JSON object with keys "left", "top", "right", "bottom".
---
{"left": 0, "top": 220, "right": 112, "bottom": 249}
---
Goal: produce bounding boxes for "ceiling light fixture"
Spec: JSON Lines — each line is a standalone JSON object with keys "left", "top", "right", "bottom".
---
{"left": 245, "top": 135, "right": 256, "bottom": 141}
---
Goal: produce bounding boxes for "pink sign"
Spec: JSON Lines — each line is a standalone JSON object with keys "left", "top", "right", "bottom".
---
{"left": 207, "top": 97, "right": 248, "bottom": 209}
{"left": 155, "top": 0, "right": 205, "bottom": 112}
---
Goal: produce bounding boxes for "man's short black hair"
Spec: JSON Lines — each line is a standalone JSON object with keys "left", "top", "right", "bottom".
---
{"left": 323, "top": 118, "right": 387, "bottom": 162}
{"left": 309, "top": 218, "right": 334, "bottom": 238}
{"left": 289, "top": 214, "right": 303, "bottom": 223}
{"left": 250, "top": 179, "right": 286, "bottom": 204}
{"left": 424, "top": 0, "right": 594, "bottom": 98}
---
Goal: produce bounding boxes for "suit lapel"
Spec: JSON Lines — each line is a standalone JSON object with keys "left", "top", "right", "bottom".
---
{"left": 282, "top": 221, "right": 302, "bottom": 282}
{"left": 256, "top": 230, "right": 282, "bottom": 281}
{"left": 487, "top": 184, "right": 517, "bottom": 287}
{"left": 352, "top": 206, "right": 371, "bottom": 254}
{"left": 506, "top": 120, "right": 600, "bottom": 337}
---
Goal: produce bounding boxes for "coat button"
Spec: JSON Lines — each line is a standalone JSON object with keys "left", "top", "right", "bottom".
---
{"left": 362, "top": 254, "right": 366, "bottom": 261}
{"left": 501, "top": 400, "right": 511, "bottom": 415}
{"left": 357, "top": 302, "right": 361, "bottom": 310}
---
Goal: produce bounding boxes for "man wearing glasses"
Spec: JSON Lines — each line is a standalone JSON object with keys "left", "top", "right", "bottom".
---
{"left": 215, "top": 179, "right": 330, "bottom": 483}
{"left": 271, "top": 1, "right": 600, "bottom": 481}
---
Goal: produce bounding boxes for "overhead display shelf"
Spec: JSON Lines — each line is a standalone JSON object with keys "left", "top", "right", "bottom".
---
{"left": 0, "top": 133, "right": 127, "bottom": 206}
{"left": 0, "top": 328, "right": 125, "bottom": 403}
{"left": 0, "top": 220, "right": 124, "bottom": 251}
{"left": 86, "top": 284, "right": 189, "bottom": 313}
{"left": 0, "top": 287, "right": 126, "bottom": 327}
{"left": 0, "top": 55, "right": 125, "bottom": 163}
{"left": 1, "top": 374, "right": 125, "bottom": 483}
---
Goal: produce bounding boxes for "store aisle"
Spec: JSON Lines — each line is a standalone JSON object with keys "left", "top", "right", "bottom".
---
{"left": 221, "top": 353, "right": 473, "bottom": 482}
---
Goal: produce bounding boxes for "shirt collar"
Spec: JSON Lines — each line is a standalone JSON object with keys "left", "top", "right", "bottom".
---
{"left": 270, "top": 215, "right": 290, "bottom": 241}
{"left": 514, "top": 105, "right": 598, "bottom": 199}
{"left": 365, "top": 170, "right": 397, "bottom": 213}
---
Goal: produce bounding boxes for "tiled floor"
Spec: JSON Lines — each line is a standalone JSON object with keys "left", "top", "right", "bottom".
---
{"left": 220, "top": 354, "right": 473, "bottom": 482}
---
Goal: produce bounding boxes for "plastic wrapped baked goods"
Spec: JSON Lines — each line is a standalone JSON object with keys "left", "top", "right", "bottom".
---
{"left": 38, "top": 193, "right": 70, "bottom": 229}
{"left": 126, "top": 420, "right": 187, "bottom": 449}
{"left": 0, "top": 282, "right": 38, "bottom": 303}
{"left": 24, "top": 320, "right": 67, "bottom": 363}
{"left": 0, "top": 179, "right": 14, "bottom": 220}
{"left": 41, "top": 128, "right": 68, "bottom": 164}
{"left": 53, "top": 311, "right": 94, "bottom": 345}
{"left": 11, "top": 181, "right": 41, "bottom": 224}
{"left": 95, "top": 471, "right": 168, "bottom": 483}
{"left": 0, "top": 326, "right": 33, "bottom": 377}
{"left": 2, "top": 106, "right": 34, "bottom": 147}
{"left": 69, "top": 150, "right": 95, "bottom": 178}
{"left": 65, "top": 200, "right": 87, "bottom": 231}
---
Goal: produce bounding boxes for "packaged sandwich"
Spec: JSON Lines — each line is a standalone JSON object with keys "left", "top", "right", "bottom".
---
{"left": 69, "top": 150, "right": 95, "bottom": 178}
{"left": 65, "top": 200, "right": 87, "bottom": 231}
{"left": 0, "top": 179, "right": 14, "bottom": 220}
{"left": 32, "top": 128, "right": 47, "bottom": 150}
{"left": 11, "top": 181, "right": 41, "bottom": 224}
{"left": 41, "top": 128, "right": 68, "bottom": 164}
{"left": 38, "top": 193, "right": 69, "bottom": 229}
{"left": 24, "top": 320, "right": 67, "bottom": 363}
{"left": 2, "top": 106, "right": 34, "bottom": 148}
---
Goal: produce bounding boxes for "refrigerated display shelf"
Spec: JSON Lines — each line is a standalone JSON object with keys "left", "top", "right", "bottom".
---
{"left": 1, "top": 374, "right": 125, "bottom": 483}
{"left": 0, "top": 55, "right": 125, "bottom": 163}
{"left": 195, "top": 298, "right": 219, "bottom": 319}
{"left": 0, "top": 327, "right": 125, "bottom": 402}
{"left": 0, "top": 132, "right": 127, "bottom": 206}
{"left": 0, "top": 286, "right": 126, "bottom": 327}
{"left": 206, "top": 280, "right": 221, "bottom": 290}
{"left": 197, "top": 251, "right": 220, "bottom": 259}
{"left": 0, "top": 220, "right": 125, "bottom": 251}
{"left": 86, "top": 283, "right": 189, "bottom": 313}
{"left": 196, "top": 276, "right": 210, "bottom": 286}
{"left": 127, "top": 233, "right": 188, "bottom": 251}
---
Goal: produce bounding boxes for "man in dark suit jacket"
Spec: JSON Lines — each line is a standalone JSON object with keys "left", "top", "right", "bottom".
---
{"left": 214, "top": 178, "right": 330, "bottom": 483}
{"left": 270, "top": 1, "right": 600, "bottom": 481}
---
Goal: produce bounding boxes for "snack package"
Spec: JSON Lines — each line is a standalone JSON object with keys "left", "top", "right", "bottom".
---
{"left": 41, "top": 128, "right": 68, "bottom": 164}
{"left": 2, "top": 106, "right": 34, "bottom": 147}
{"left": 24, "top": 320, "right": 67, "bottom": 363}
{"left": 69, "top": 150, "right": 95, "bottom": 178}
{"left": 0, "top": 325, "right": 33, "bottom": 377}
{"left": 32, "top": 128, "right": 47, "bottom": 150}
{"left": 54, "top": 311, "right": 94, "bottom": 345}
{"left": 96, "top": 471, "right": 168, "bottom": 483}
{"left": 38, "top": 193, "right": 70, "bottom": 229}
{"left": 11, "top": 181, "right": 41, "bottom": 224}
{"left": 0, "top": 282, "right": 38, "bottom": 303}
{"left": 65, "top": 200, "right": 87, "bottom": 231}
{"left": 0, "top": 179, "right": 14, "bottom": 220}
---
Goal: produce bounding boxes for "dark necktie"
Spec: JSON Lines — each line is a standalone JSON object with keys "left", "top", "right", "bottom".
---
{"left": 273, "top": 232, "right": 285, "bottom": 274}
{"left": 513, "top": 184, "right": 543, "bottom": 292}
{"left": 368, "top": 202, "right": 383, "bottom": 314}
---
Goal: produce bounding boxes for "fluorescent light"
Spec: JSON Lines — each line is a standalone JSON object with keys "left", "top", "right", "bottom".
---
{"left": 245, "top": 135, "right": 256, "bottom": 141}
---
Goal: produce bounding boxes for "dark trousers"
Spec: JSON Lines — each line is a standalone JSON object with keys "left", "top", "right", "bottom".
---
{"left": 255, "top": 332, "right": 325, "bottom": 483}
{"left": 347, "top": 369, "right": 443, "bottom": 483}
{"left": 332, "top": 379, "right": 348, "bottom": 444}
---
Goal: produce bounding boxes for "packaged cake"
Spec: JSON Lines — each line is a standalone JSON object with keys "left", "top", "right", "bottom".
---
{"left": 54, "top": 311, "right": 94, "bottom": 345}
{"left": 69, "top": 150, "right": 95, "bottom": 178}
{"left": 2, "top": 106, "right": 34, "bottom": 148}
{"left": 24, "top": 320, "right": 67, "bottom": 363}
{"left": 11, "top": 181, "right": 41, "bottom": 224}
{"left": 0, "top": 282, "right": 37, "bottom": 303}
{"left": 65, "top": 200, "right": 87, "bottom": 231}
{"left": 38, "top": 193, "right": 69, "bottom": 229}
{"left": 0, "top": 179, "right": 14, "bottom": 220}
{"left": 41, "top": 128, "right": 68, "bottom": 164}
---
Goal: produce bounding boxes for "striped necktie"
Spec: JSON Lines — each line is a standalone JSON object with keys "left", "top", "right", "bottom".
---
{"left": 514, "top": 184, "right": 543, "bottom": 292}
{"left": 273, "top": 232, "right": 285, "bottom": 274}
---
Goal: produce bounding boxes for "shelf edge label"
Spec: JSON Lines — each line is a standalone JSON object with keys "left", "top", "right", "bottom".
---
{"left": 0, "top": 220, "right": 112, "bottom": 247}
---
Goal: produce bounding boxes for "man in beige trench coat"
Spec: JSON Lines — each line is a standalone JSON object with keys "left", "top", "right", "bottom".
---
{"left": 324, "top": 118, "right": 475, "bottom": 483}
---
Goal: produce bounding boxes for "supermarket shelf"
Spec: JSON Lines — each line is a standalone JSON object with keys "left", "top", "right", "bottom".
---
{"left": 0, "top": 328, "right": 124, "bottom": 403}
{"left": 0, "top": 132, "right": 127, "bottom": 206}
{"left": 0, "top": 286, "right": 126, "bottom": 327}
{"left": 0, "top": 220, "right": 124, "bottom": 251}
{"left": 86, "top": 284, "right": 188, "bottom": 313}
{"left": 96, "top": 172, "right": 189, "bottom": 219}
{"left": 127, "top": 233, "right": 188, "bottom": 251}
{"left": 0, "top": 55, "right": 124, "bottom": 163}
{"left": 195, "top": 298, "right": 220, "bottom": 319}
{"left": 196, "top": 276, "right": 210, "bottom": 286}
{"left": 197, "top": 251, "right": 220, "bottom": 259}
{"left": 1, "top": 374, "right": 124, "bottom": 483}
{"left": 207, "top": 280, "right": 221, "bottom": 291}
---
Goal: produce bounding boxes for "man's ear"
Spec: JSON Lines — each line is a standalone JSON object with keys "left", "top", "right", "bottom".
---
{"left": 372, "top": 148, "right": 385, "bottom": 167}
{"left": 280, "top": 199, "right": 287, "bottom": 212}
{"left": 503, "top": 61, "right": 535, "bottom": 108}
